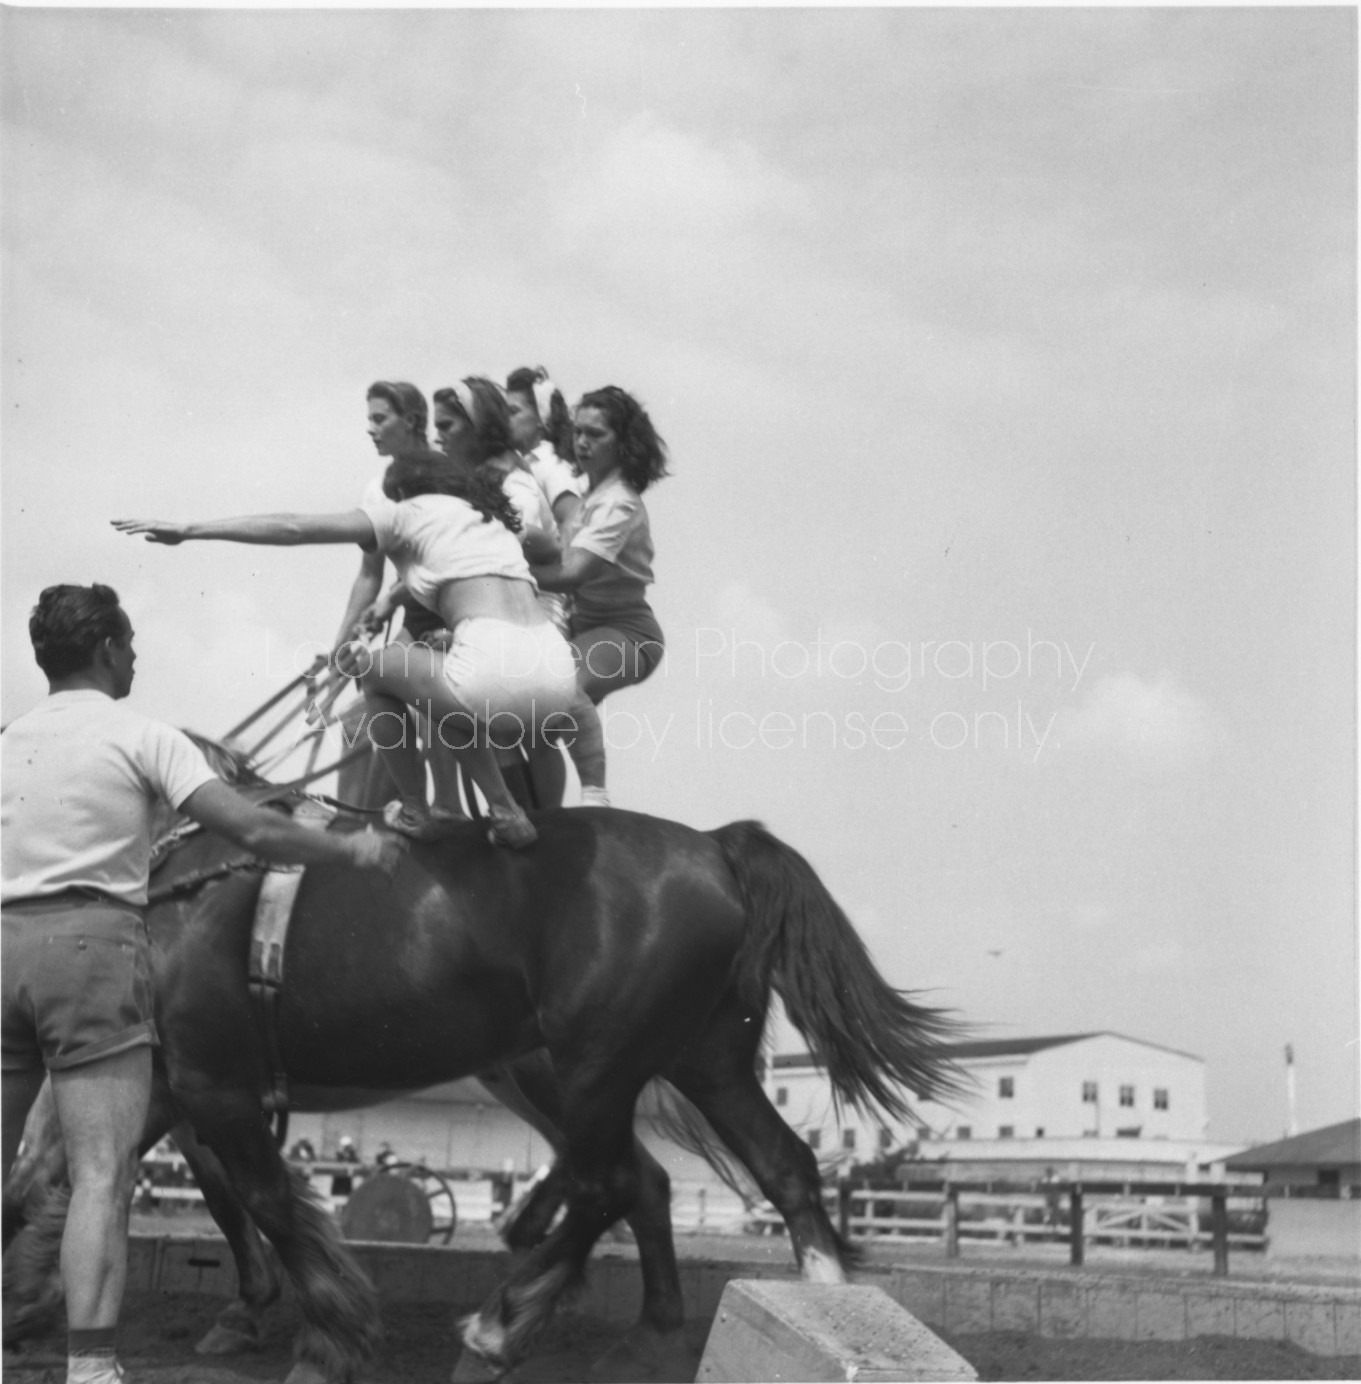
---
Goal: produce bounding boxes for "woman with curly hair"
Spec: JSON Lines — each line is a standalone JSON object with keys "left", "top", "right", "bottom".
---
{"left": 113, "top": 451, "right": 576, "bottom": 849}
{"left": 530, "top": 386, "right": 668, "bottom": 807}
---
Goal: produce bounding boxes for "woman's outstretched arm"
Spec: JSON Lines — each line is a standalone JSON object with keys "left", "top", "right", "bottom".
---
{"left": 112, "top": 510, "right": 376, "bottom": 548}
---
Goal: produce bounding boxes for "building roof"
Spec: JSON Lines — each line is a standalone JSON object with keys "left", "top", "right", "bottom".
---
{"left": 1223, "top": 1118, "right": 1361, "bottom": 1171}
{"left": 771, "top": 1031, "right": 1201, "bottom": 1069}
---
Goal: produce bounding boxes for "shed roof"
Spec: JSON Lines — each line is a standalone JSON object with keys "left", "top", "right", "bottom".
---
{"left": 1223, "top": 1118, "right": 1361, "bottom": 1171}
{"left": 770, "top": 1031, "right": 1201, "bottom": 1069}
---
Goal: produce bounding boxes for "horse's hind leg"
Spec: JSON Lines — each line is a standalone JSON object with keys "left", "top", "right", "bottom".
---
{"left": 176, "top": 1090, "right": 378, "bottom": 1384}
{"left": 171, "top": 1119, "right": 282, "bottom": 1355}
{"left": 458, "top": 1081, "right": 649, "bottom": 1377}
{"left": 481, "top": 1055, "right": 686, "bottom": 1337}
{"left": 668, "top": 995, "right": 850, "bottom": 1284}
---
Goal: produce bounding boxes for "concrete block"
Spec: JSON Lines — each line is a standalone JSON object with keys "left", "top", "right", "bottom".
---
{"left": 943, "top": 1277, "right": 992, "bottom": 1334}
{"left": 1037, "top": 1279, "right": 1086, "bottom": 1338}
{"left": 1234, "top": 1295, "right": 1286, "bottom": 1340}
{"left": 1134, "top": 1290, "right": 1186, "bottom": 1341}
{"left": 991, "top": 1279, "right": 1039, "bottom": 1333}
{"left": 697, "top": 1280, "right": 977, "bottom": 1383}
{"left": 1086, "top": 1284, "right": 1140, "bottom": 1341}
{"left": 1335, "top": 1301, "right": 1361, "bottom": 1355}
{"left": 125, "top": 1236, "right": 159, "bottom": 1292}
{"left": 888, "top": 1269, "right": 946, "bottom": 1329}
{"left": 1185, "top": 1292, "right": 1236, "bottom": 1339}
{"left": 1284, "top": 1300, "right": 1337, "bottom": 1356}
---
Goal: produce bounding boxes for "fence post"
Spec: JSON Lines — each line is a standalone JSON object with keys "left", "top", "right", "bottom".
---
{"left": 944, "top": 1184, "right": 960, "bottom": 1258}
{"left": 1211, "top": 1191, "right": 1229, "bottom": 1277}
{"left": 837, "top": 1179, "right": 852, "bottom": 1240}
{"left": 1069, "top": 1187, "right": 1084, "bottom": 1267}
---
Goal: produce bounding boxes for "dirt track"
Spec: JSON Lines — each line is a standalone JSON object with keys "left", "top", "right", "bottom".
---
{"left": 5, "top": 1218, "right": 1358, "bottom": 1381}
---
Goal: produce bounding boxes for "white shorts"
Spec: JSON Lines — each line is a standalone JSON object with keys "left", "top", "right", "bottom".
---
{"left": 441, "top": 618, "right": 578, "bottom": 743}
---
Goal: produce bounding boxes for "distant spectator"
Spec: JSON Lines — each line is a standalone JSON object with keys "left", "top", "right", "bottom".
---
{"left": 375, "top": 1141, "right": 400, "bottom": 1170}
{"left": 288, "top": 1136, "right": 316, "bottom": 1164}
{"left": 331, "top": 1135, "right": 360, "bottom": 1197}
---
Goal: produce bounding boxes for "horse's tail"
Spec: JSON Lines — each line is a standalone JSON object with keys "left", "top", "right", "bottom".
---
{"left": 709, "top": 820, "right": 970, "bottom": 1121}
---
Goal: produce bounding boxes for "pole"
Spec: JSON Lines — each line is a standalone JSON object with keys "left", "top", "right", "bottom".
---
{"left": 1285, "top": 1044, "right": 1298, "bottom": 1138}
{"left": 1069, "top": 1187, "right": 1084, "bottom": 1267}
{"left": 1211, "top": 1192, "right": 1229, "bottom": 1277}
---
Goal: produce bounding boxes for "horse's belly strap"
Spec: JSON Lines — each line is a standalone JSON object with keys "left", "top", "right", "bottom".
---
{"left": 248, "top": 798, "right": 335, "bottom": 1118}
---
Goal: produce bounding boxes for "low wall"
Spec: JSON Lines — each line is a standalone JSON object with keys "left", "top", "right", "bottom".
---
{"left": 128, "top": 1234, "right": 1361, "bottom": 1358}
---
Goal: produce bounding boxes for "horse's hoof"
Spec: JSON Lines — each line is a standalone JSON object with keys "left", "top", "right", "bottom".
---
{"left": 194, "top": 1321, "right": 262, "bottom": 1355}
{"left": 451, "top": 1349, "right": 505, "bottom": 1383}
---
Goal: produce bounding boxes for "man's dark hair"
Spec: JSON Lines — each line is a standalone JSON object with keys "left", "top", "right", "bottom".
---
{"left": 29, "top": 584, "right": 127, "bottom": 678}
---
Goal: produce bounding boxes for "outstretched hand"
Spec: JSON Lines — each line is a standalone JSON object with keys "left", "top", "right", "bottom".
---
{"left": 111, "top": 519, "right": 187, "bottom": 545}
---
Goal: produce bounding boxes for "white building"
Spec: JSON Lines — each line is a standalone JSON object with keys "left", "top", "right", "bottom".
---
{"left": 766, "top": 1032, "right": 1245, "bottom": 1178}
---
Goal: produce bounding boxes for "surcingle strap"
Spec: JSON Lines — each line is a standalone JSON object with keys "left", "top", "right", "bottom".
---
{"left": 248, "top": 798, "right": 336, "bottom": 1126}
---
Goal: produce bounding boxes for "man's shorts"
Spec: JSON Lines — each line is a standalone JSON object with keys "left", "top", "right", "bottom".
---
{"left": 1, "top": 895, "right": 158, "bottom": 1072}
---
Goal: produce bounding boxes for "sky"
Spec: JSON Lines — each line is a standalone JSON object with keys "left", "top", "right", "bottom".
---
{"left": 2, "top": 7, "right": 1355, "bottom": 1148}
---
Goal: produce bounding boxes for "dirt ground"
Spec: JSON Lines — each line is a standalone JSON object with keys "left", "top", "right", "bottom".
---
{"left": 6, "top": 1290, "right": 1361, "bottom": 1383}
{"left": 5, "top": 1219, "right": 1359, "bottom": 1381}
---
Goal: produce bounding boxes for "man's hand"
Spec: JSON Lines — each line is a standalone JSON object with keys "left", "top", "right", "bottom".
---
{"left": 346, "top": 828, "right": 406, "bottom": 876}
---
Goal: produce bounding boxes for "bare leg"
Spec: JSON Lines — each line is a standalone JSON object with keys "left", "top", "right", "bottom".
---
{"left": 50, "top": 1047, "right": 153, "bottom": 1329}
{"left": 360, "top": 644, "right": 533, "bottom": 832}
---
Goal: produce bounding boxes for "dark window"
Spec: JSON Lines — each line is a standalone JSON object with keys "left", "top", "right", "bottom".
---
{"left": 1153, "top": 1088, "right": 1168, "bottom": 1110}
{"left": 807, "top": 1129, "right": 821, "bottom": 1151}
{"left": 842, "top": 1129, "right": 857, "bottom": 1151}
{"left": 956, "top": 1126, "right": 972, "bottom": 1141}
{"left": 1082, "top": 1081, "right": 1098, "bottom": 1103}
{"left": 999, "top": 1076, "right": 1014, "bottom": 1099}
{"left": 775, "top": 1087, "right": 788, "bottom": 1108}
{"left": 1116, "top": 1126, "right": 1141, "bottom": 1138}
{"left": 1318, "top": 1169, "right": 1340, "bottom": 1187}
{"left": 1035, "top": 1127, "right": 1045, "bottom": 1138}
{"left": 878, "top": 1128, "right": 893, "bottom": 1151}
{"left": 1119, "top": 1085, "right": 1135, "bottom": 1107}
{"left": 998, "top": 1125, "right": 1014, "bottom": 1139}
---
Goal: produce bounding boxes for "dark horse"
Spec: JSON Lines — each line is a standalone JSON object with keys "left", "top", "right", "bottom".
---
{"left": 6, "top": 779, "right": 962, "bottom": 1381}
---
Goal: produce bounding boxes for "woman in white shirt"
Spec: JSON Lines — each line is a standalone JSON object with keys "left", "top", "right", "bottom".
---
{"left": 113, "top": 454, "right": 576, "bottom": 848}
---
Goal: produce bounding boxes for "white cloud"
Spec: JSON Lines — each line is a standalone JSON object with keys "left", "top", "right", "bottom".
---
{"left": 1057, "top": 672, "right": 1215, "bottom": 774}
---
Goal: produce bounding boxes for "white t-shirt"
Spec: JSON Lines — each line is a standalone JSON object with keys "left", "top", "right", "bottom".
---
{"left": 525, "top": 441, "right": 582, "bottom": 510}
{"left": 1, "top": 690, "right": 219, "bottom": 906}
{"left": 361, "top": 493, "right": 533, "bottom": 613}
{"left": 501, "top": 469, "right": 570, "bottom": 635}
{"left": 561, "top": 471, "right": 656, "bottom": 623}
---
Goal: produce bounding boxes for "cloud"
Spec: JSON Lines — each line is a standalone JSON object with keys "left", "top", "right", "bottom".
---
{"left": 1057, "top": 672, "right": 1215, "bottom": 774}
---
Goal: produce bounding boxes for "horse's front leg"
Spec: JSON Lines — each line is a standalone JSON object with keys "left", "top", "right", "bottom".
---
{"left": 170, "top": 1119, "right": 282, "bottom": 1355}
{"left": 175, "top": 1085, "right": 379, "bottom": 1384}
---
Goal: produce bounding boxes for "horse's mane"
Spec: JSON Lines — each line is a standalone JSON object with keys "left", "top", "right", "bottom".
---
{"left": 179, "top": 729, "right": 269, "bottom": 789}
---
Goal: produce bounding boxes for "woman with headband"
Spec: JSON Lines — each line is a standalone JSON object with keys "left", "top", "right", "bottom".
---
{"left": 530, "top": 386, "right": 669, "bottom": 808}
{"left": 505, "top": 366, "right": 581, "bottom": 527}
{"left": 407, "top": 377, "right": 604, "bottom": 812}
{"left": 113, "top": 449, "right": 576, "bottom": 849}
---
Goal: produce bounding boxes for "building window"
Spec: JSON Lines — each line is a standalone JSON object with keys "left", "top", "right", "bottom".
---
{"left": 998, "top": 1125, "right": 1014, "bottom": 1139}
{"left": 807, "top": 1129, "right": 821, "bottom": 1151}
{"left": 842, "top": 1129, "right": 857, "bottom": 1151}
{"left": 775, "top": 1087, "right": 788, "bottom": 1108}
{"left": 1082, "top": 1081, "right": 1098, "bottom": 1103}
{"left": 878, "top": 1128, "right": 893, "bottom": 1151}
{"left": 956, "top": 1126, "right": 971, "bottom": 1141}
{"left": 999, "top": 1076, "right": 1014, "bottom": 1099}
{"left": 1153, "top": 1088, "right": 1168, "bottom": 1110}
{"left": 1119, "top": 1085, "right": 1135, "bottom": 1107}
{"left": 1035, "top": 1127, "right": 1045, "bottom": 1138}
{"left": 1116, "top": 1126, "right": 1141, "bottom": 1138}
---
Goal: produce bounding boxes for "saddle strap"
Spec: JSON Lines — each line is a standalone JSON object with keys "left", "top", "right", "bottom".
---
{"left": 247, "top": 798, "right": 336, "bottom": 1122}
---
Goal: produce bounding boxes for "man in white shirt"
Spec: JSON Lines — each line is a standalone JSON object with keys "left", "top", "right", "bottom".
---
{"left": 1, "top": 583, "right": 402, "bottom": 1384}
